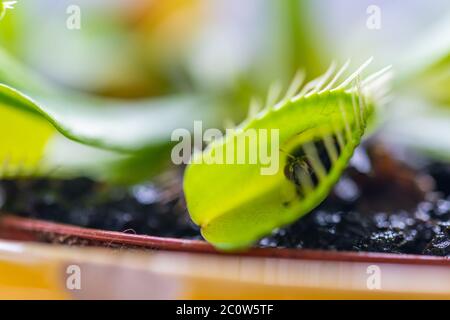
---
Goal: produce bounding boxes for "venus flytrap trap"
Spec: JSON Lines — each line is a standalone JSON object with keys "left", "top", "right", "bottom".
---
{"left": 183, "top": 59, "right": 392, "bottom": 250}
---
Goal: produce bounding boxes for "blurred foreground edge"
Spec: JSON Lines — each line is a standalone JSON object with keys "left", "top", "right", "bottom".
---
{"left": 0, "top": 214, "right": 449, "bottom": 299}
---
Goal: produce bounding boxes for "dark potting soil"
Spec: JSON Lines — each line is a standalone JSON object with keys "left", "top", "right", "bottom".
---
{"left": 0, "top": 171, "right": 200, "bottom": 239}
{"left": 0, "top": 143, "right": 449, "bottom": 256}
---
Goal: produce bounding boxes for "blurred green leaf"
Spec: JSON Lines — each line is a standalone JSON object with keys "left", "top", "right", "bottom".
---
{"left": 381, "top": 13, "right": 450, "bottom": 162}
{"left": 0, "top": 48, "right": 222, "bottom": 182}
{"left": 395, "top": 12, "right": 450, "bottom": 105}
{"left": 381, "top": 97, "right": 450, "bottom": 162}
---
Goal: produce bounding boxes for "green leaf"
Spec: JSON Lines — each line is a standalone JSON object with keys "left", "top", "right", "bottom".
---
{"left": 0, "top": 93, "right": 55, "bottom": 177}
{"left": 0, "top": 84, "right": 213, "bottom": 153}
{"left": 0, "top": 85, "right": 156, "bottom": 181}
{"left": 382, "top": 13, "right": 450, "bottom": 161}
{"left": 0, "top": 48, "right": 222, "bottom": 182}
{"left": 395, "top": 12, "right": 450, "bottom": 105}
{"left": 381, "top": 96, "right": 450, "bottom": 162}
{"left": 0, "top": 83, "right": 222, "bottom": 182}
{"left": 184, "top": 60, "right": 388, "bottom": 250}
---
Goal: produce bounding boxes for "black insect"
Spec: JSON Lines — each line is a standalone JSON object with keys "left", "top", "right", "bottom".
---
{"left": 283, "top": 136, "right": 341, "bottom": 198}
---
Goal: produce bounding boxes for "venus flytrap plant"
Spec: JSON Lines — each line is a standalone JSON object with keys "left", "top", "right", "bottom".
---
{"left": 184, "top": 59, "right": 392, "bottom": 250}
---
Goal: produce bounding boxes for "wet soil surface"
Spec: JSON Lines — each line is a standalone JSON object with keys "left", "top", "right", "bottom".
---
{"left": 0, "top": 143, "right": 449, "bottom": 256}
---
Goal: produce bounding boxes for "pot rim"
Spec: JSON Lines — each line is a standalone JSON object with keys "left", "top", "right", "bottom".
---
{"left": 0, "top": 214, "right": 448, "bottom": 266}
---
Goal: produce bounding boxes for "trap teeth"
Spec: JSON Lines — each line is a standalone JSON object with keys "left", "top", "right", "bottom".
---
{"left": 265, "top": 81, "right": 283, "bottom": 110}
{"left": 323, "top": 134, "right": 339, "bottom": 163}
{"left": 294, "top": 76, "right": 321, "bottom": 100}
{"left": 251, "top": 59, "right": 386, "bottom": 121}
{"left": 333, "top": 56, "right": 374, "bottom": 91}
{"left": 338, "top": 99, "right": 353, "bottom": 142}
{"left": 303, "top": 142, "right": 327, "bottom": 181}
{"left": 247, "top": 98, "right": 262, "bottom": 118}
{"left": 361, "top": 65, "right": 393, "bottom": 88}
{"left": 282, "top": 70, "right": 305, "bottom": 104}
{"left": 310, "top": 61, "right": 337, "bottom": 95}
{"left": 351, "top": 89, "right": 362, "bottom": 132}
{"left": 320, "top": 59, "right": 351, "bottom": 93}
{"left": 334, "top": 127, "right": 345, "bottom": 152}
{"left": 356, "top": 79, "right": 368, "bottom": 126}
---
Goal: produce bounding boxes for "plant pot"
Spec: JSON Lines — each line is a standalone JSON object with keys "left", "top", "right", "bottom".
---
{"left": 0, "top": 214, "right": 448, "bottom": 265}
{"left": 0, "top": 213, "right": 449, "bottom": 299}
{"left": 0, "top": 215, "right": 450, "bottom": 266}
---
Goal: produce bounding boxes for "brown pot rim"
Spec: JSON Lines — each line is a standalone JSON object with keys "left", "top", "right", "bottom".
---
{"left": 0, "top": 214, "right": 448, "bottom": 266}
